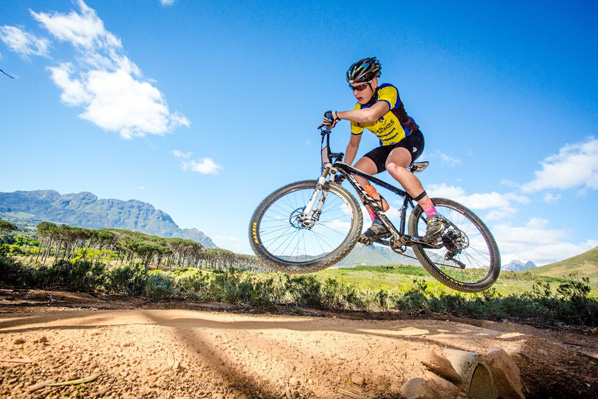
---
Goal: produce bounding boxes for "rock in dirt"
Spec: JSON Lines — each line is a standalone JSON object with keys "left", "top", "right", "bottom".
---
{"left": 350, "top": 373, "right": 365, "bottom": 386}
{"left": 426, "top": 373, "right": 467, "bottom": 399}
{"left": 419, "top": 351, "right": 462, "bottom": 384}
{"left": 486, "top": 347, "right": 525, "bottom": 399}
{"left": 401, "top": 378, "right": 435, "bottom": 399}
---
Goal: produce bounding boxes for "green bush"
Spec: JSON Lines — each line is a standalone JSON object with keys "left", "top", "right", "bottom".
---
{"left": 103, "top": 264, "right": 147, "bottom": 296}
{"left": 44, "top": 260, "right": 106, "bottom": 291}
{"left": 174, "top": 268, "right": 213, "bottom": 300}
{"left": 1, "top": 251, "right": 597, "bottom": 328}
{"left": 145, "top": 271, "right": 174, "bottom": 300}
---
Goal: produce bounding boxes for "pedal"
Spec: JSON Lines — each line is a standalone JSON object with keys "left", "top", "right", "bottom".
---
{"left": 358, "top": 235, "right": 373, "bottom": 246}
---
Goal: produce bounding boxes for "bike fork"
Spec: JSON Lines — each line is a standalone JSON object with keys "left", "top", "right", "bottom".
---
{"left": 300, "top": 174, "right": 329, "bottom": 227}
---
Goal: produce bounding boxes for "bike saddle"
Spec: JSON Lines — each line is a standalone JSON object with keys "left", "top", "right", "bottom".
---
{"left": 410, "top": 161, "right": 429, "bottom": 173}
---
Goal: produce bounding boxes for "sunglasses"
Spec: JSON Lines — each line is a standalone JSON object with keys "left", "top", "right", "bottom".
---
{"left": 349, "top": 82, "right": 371, "bottom": 92}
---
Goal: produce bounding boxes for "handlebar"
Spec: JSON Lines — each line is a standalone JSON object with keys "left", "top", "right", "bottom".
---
{"left": 318, "top": 124, "right": 343, "bottom": 165}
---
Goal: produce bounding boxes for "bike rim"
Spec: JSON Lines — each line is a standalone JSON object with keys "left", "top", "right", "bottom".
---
{"left": 256, "top": 185, "right": 356, "bottom": 264}
{"left": 415, "top": 204, "right": 495, "bottom": 284}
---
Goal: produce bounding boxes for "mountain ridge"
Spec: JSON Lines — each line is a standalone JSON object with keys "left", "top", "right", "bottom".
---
{"left": 503, "top": 259, "right": 536, "bottom": 272}
{"left": 0, "top": 190, "right": 216, "bottom": 248}
{"left": 529, "top": 246, "right": 598, "bottom": 282}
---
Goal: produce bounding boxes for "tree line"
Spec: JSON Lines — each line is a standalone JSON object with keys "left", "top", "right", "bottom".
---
{"left": 27, "top": 221, "right": 265, "bottom": 271}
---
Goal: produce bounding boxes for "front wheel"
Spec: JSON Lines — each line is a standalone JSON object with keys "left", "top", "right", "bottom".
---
{"left": 249, "top": 180, "right": 362, "bottom": 273}
{"left": 408, "top": 197, "right": 501, "bottom": 292}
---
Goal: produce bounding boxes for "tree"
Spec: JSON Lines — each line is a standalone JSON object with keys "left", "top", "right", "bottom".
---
{"left": 0, "top": 220, "right": 18, "bottom": 232}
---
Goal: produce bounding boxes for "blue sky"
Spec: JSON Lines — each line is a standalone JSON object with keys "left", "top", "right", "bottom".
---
{"left": 1, "top": 0, "right": 597, "bottom": 265}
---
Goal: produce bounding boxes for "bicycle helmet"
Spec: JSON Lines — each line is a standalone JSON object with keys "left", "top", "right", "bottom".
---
{"left": 346, "top": 57, "right": 381, "bottom": 83}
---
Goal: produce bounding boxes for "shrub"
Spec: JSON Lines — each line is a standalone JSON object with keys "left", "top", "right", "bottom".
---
{"left": 145, "top": 271, "right": 174, "bottom": 300}
{"left": 44, "top": 260, "right": 106, "bottom": 291}
{"left": 286, "top": 275, "right": 323, "bottom": 308}
{"left": 103, "top": 264, "right": 147, "bottom": 296}
{"left": 174, "top": 268, "right": 213, "bottom": 300}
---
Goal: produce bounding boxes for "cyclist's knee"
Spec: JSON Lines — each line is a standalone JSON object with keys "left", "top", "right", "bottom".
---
{"left": 386, "top": 161, "right": 409, "bottom": 175}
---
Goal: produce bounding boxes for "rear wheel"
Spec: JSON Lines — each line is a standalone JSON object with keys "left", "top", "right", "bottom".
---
{"left": 408, "top": 197, "right": 501, "bottom": 292}
{"left": 249, "top": 180, "right": 362, "bottom": 273}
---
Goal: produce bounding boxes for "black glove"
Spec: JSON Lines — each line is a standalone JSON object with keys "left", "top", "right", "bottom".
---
{"left": 334, "top": 174, "right": 346, "bottom": 184}
{"left": 322, "top": 111, "right": 339, "bottom": 128}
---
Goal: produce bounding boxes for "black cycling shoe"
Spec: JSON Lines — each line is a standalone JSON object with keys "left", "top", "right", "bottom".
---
{"left": 363, "top": 220, "right": 391, "bottom": 238}
{"left": 423, "top": 215, "right": 447, "bottom": 243}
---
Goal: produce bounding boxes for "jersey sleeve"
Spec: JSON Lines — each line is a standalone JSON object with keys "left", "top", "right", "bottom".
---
{"left": 377, "top": 85, "right": 399, "bottom": 110}
{"left": 350, "top": 103, "right": 364, "bottom": 135}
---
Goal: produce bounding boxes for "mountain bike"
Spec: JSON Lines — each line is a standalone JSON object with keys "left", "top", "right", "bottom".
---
{"left": 249, "top": 125, "right": 501, "bottom": 292}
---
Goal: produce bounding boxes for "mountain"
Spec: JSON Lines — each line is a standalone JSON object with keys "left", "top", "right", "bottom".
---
{"left": 336, "top": 243, "right": 420, "bottom": 267}
{"left": 528, "top": 246, "right": 598, "bottom": 283}
{"left": 0, "top": 190, "right": 217, "bottom": 248}
{"left": 503, "top": 260, "right": 537, "bottom": 272}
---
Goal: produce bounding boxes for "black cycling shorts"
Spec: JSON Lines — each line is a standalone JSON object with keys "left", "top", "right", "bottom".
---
{"left": 363, "top": 130, "right": 425, "bottom": 174}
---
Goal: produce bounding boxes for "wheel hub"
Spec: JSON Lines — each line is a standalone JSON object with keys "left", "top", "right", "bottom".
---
{"left": 289, "top": 207, "right": 315, "bottom": 229}
{"left": 442, "top": 228, "right": 470, "bottom": 253}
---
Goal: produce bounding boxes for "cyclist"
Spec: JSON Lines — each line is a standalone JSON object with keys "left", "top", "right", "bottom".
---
{"left": 323, "top": 57, "right": 444, "bottom": 243}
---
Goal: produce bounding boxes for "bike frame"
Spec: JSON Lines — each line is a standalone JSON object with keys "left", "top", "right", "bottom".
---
{"left": 302, "top": 127, "right": 432, "bottom": 250}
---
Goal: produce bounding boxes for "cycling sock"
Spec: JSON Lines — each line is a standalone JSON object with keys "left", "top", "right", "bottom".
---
{"left": 367, "top": 207, "right": 379, "bottom": 222}
{"left": 424, "top": 205, "right": 438, "bottom": 218}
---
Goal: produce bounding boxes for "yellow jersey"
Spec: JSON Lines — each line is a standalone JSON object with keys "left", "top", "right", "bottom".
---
{"left": 350, "top": 84, "right": 419, "bottom": 146}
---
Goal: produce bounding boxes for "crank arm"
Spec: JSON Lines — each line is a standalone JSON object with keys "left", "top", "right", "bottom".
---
{"left": 404, "top": 235, "right": 443, "bottom": 249}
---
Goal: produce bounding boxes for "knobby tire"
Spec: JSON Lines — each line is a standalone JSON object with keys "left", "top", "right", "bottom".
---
{"left": 408, "top": 197, "right": 501, "bottom": 292}
{"left": 249, "top": 180, "right": 363, "bottom": 273}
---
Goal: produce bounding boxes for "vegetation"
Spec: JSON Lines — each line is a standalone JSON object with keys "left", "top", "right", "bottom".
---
{"left": 3, "top": 221, "right": 264, "bottom": 271}
{"left": 1, "top": 221, "right": 597, "bottom": 329}
{"left": 529, "top": 246, "right": 598, "bottom": 283}
{"left": 0, "top": 220, "right": 18, "bottom": 232}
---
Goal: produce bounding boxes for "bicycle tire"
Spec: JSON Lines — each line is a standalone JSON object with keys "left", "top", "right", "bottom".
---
{"left": 408, "top": 197, "right": 501, "bottom": 292}
{"left": 249, "top": 180, "right": 362, "bottom": 273}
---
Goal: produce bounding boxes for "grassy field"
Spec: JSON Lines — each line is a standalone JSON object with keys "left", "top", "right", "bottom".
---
{"left": 529, "top": 246, "right": 598, "bottom": 283}
{"left": 314, "top": 264, "right": 598, "bottom": 296}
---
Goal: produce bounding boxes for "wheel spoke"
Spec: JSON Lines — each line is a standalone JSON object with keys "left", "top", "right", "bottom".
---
{"left": 251, "top": 182, "right": 362, "bottom": 268}
{"left": 409, "top": 198, "right": 500, "bottom": 291}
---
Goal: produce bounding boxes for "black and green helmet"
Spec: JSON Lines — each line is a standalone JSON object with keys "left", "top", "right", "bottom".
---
{"left": 346, "top": 57, "right": 381, "bottom": 82}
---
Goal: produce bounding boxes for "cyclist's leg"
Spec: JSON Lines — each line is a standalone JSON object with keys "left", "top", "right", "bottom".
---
{"left": 352, "top": 156, "right": 378, "bottom": 188}
{"left": 385, "top": 131, "right": 430, "bottom": 209}
{"left": 385, "top": 133, "right": 445, "bottom": 241}
{"left": 353, "top": 150, "right": 392, "bottom": 237}
{"left": 385, "top": 147, "right": 432, "bottom": 208}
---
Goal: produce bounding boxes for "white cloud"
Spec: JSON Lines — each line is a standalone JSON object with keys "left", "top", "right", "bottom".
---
{"left": 3, "top": 1, "right": 189, "bottom": 139}
{"left": 429, "top": 150, "right": 461, "bottom": 168}
{"left": 172, "top": 150, "right": 192, "bottom": 159}
{"left": 31, "top": 0, "right": 120, "bottom": 49}
{"left": 542, "top": 193, "right": 561, "bottom": 203}
{"left": 0, "top": 25, "right": 50, "bottom": 59}
{"left": 426, "top": 183, "right": 529, "bottom": 221}
{"left": 493, "top": 218, "right": 598, "bottom": 265}
{"left": 183, "top": 158, "right": 221, "bottom": 175}
{"left": 160, "top": 0, "right": 177, "bottom": 5}
{"left": 173, "top": 151, "right": 220, "bottom": 174}
{"left": 522, "top": 136, "right": 598, "bottom": 192}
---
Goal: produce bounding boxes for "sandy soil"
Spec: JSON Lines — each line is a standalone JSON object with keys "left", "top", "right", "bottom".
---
{"left": 1, "top": 289, "right": 597, "bottom": 399}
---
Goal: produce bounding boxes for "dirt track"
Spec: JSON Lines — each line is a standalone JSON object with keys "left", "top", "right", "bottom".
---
{"left": 1, "top": 290, "right": 597, "bottom": 399}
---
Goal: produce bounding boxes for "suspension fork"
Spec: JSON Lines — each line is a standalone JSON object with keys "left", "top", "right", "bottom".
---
{"left": 300, "top": 166, "right": 332, "bottom": 227}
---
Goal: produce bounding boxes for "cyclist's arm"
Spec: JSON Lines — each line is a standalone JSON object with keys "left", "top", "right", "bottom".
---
{"left": 344, "top": 133, "right": 362, "bottom": 166}
{"left": 337, "top": 101, "right": 389, "bottom": 124}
